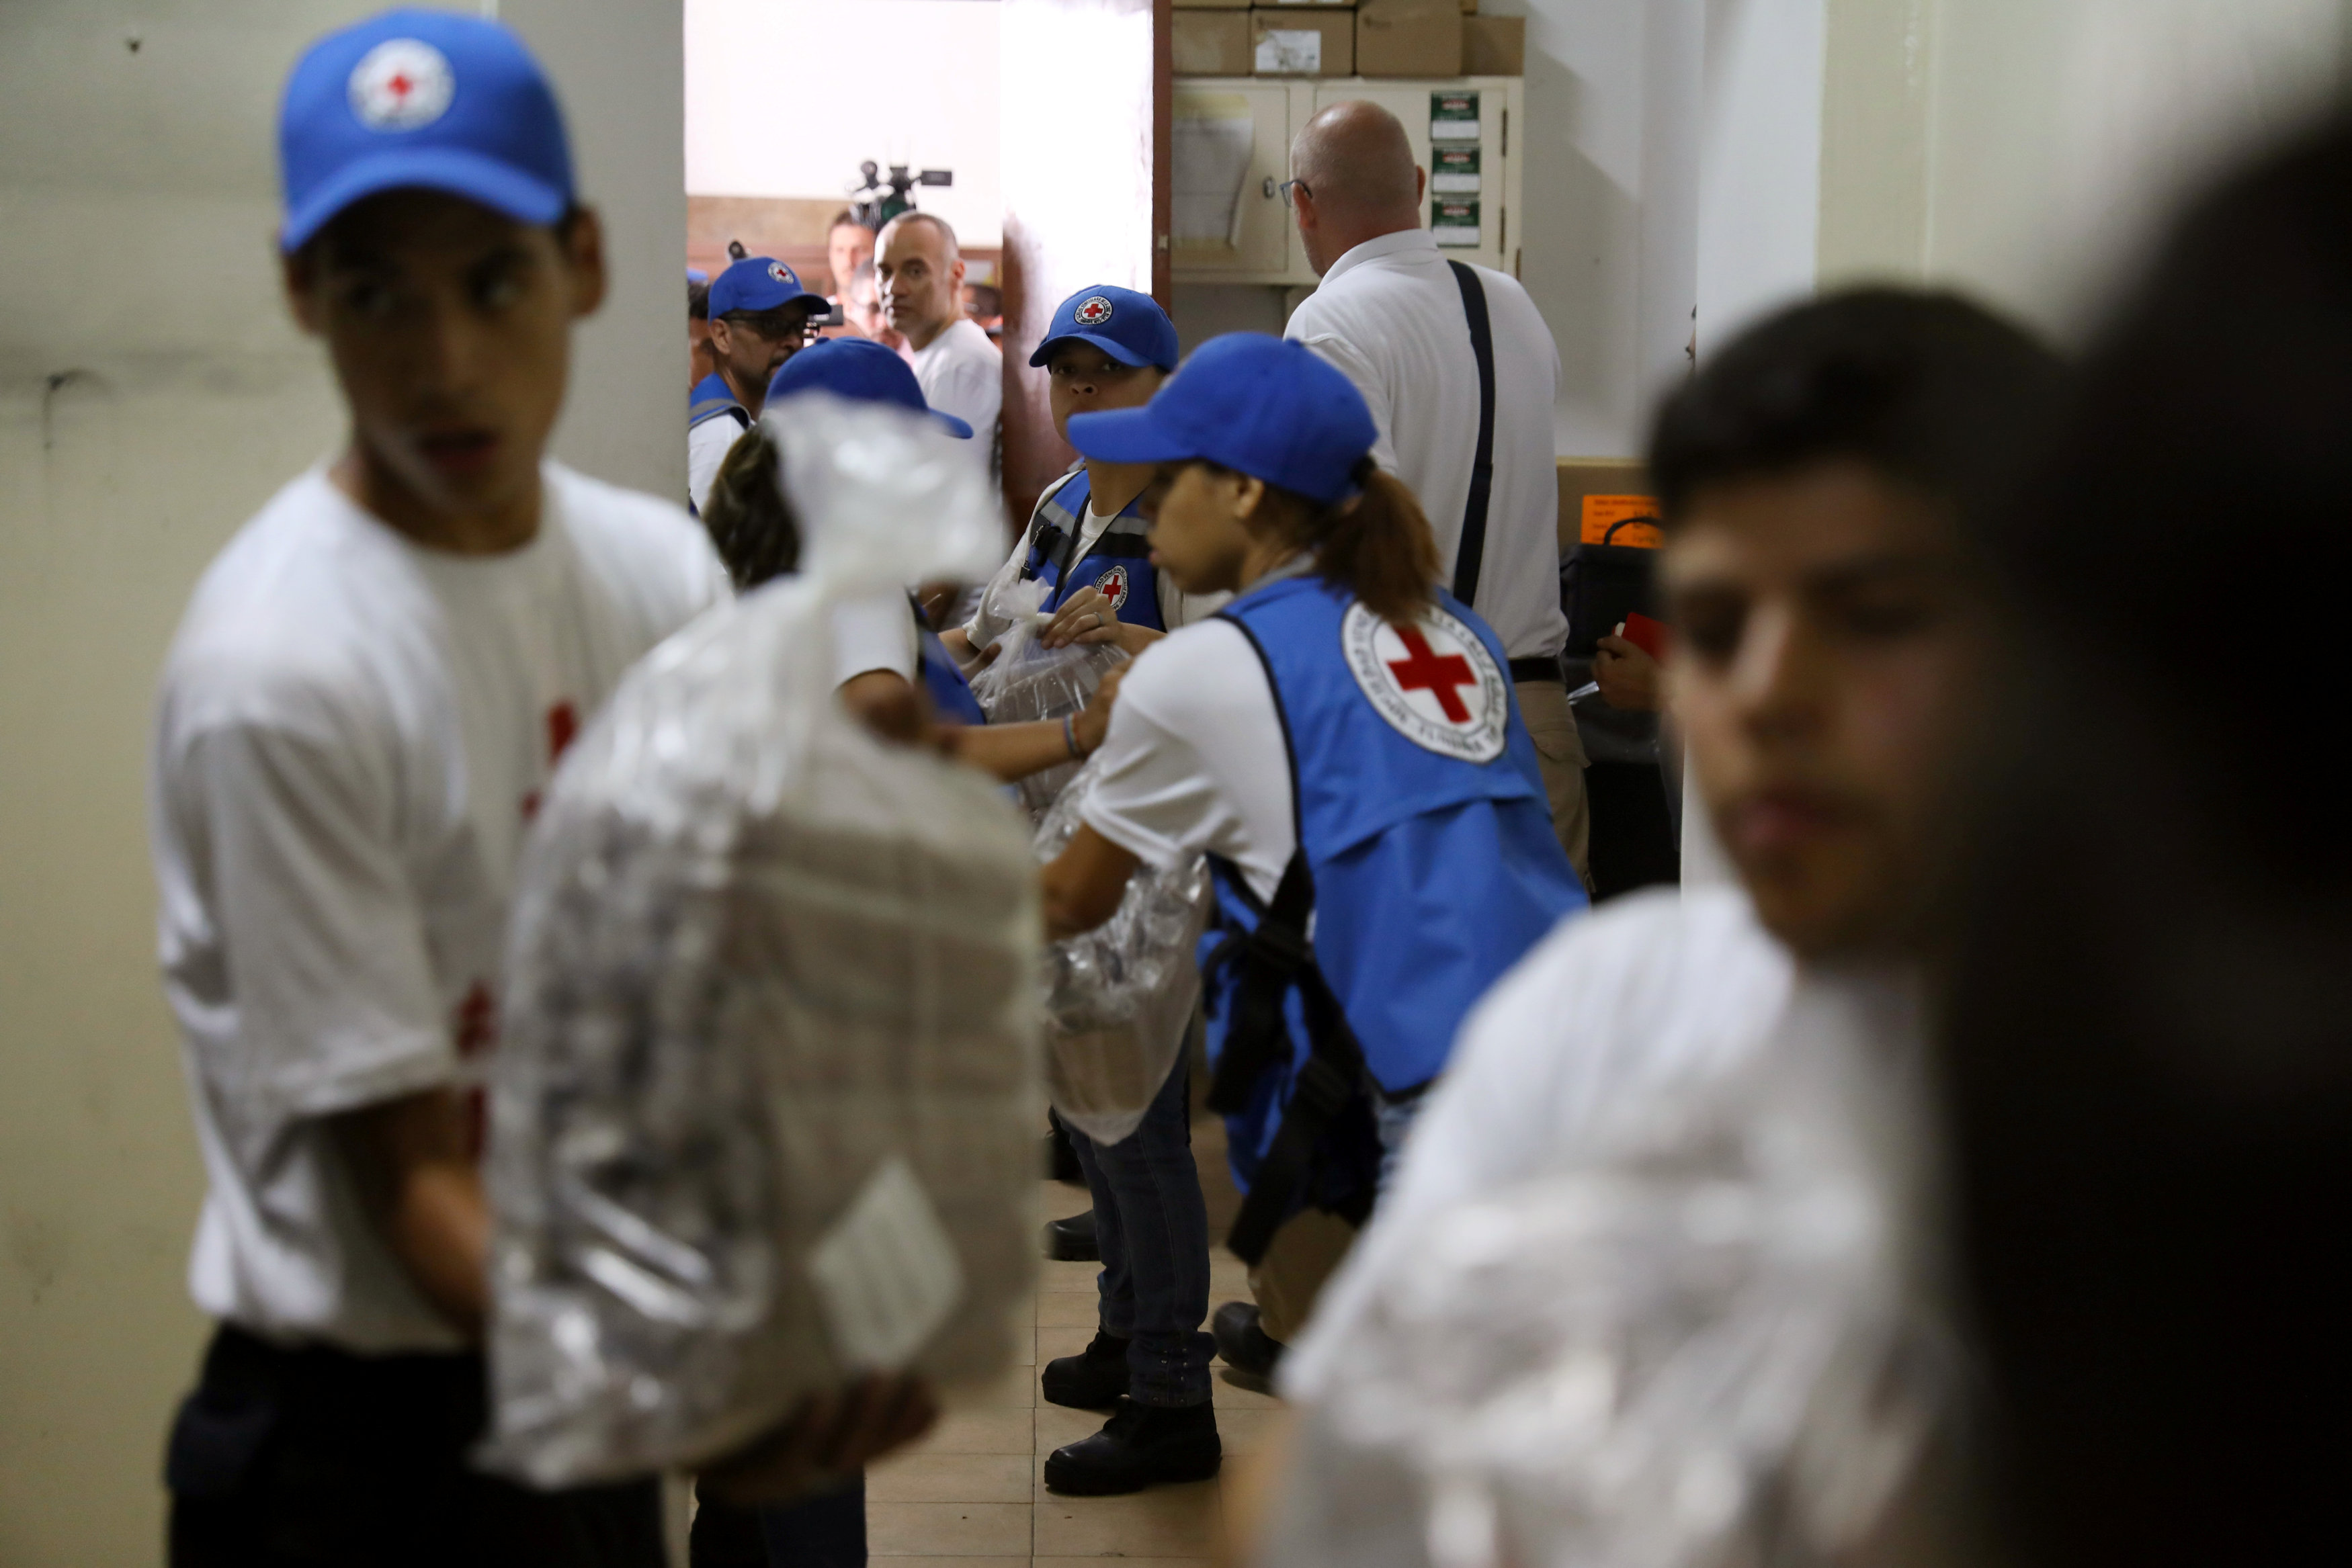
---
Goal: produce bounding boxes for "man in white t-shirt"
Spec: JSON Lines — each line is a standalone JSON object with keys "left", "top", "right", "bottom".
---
{"left": 878, "top": 211, "right": 1003, "bottom": 455}
{"left": 153, "top": 15, "right": 933, "bottom": 1564}
{"left": 1252, "top": 292, "right": 2067, "bottom": 1565}
{"left": 1284, "top": 101, "right": 1589, "bottom": 880}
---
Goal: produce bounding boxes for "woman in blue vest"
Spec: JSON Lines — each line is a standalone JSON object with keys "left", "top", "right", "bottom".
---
{"left": 1036, "top": 334, "right": 1587, "bottom": 1483}
{"left": 939, "top": 286, "right": 1216, "bottom": 670}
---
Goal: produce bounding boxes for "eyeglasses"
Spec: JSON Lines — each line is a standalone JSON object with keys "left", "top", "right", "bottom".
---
{"left": 1278, "top": 179, "right": 1310, "bottom": 210}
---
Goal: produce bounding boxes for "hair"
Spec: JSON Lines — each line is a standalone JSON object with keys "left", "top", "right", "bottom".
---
{"left": 880, "top": 209, "right": 958, "bottom": 264}
{"left": 1214, "top": 458, "right": 1439, "bottom": 623}
{"left": 700, "top": 422, "right": 800, "bottom": 589}
{"left": 1937, "top": 115, "right": 2352, "bottom": 1568}
{"left": 1648, "top": 288, "right": 2064, "bottom": 548}
{"left": 687, "top": 275, "right": 709, "bottom": 321}
{"left": 828, "top": 208, "right": 867, "bottom": 234}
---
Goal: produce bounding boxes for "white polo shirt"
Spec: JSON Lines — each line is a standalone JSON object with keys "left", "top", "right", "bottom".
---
{"left": 1286, "top": 230, "right": 1568, "bottom": 661}
{"left": 910, "top": 317, "right": 1003, "bottom": 450}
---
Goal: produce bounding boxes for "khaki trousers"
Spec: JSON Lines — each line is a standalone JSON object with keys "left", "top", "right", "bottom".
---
{"left": 1514, "top": 676, "right": 1593, "bottom": 887}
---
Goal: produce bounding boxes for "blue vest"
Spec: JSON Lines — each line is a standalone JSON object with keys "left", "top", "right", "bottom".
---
{"left": 1199, "top": 574, "right": 1585, "bottom": 1244}
{"left": 1019, "top": 470, "right": 1164, "bottom": 633}
{"left": 911, "top": 600, "right": 987, "bottom": 727}
{"left": 687, "top": 372, "right": 750, "bottom": 434}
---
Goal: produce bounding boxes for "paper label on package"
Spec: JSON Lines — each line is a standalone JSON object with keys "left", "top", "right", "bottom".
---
{"left": 1581, "top": 494, "right": 1665, "bottom": 548}
{"left": 1432, "top": 198, "right": 1482, "bottom": 248}
{"left": 1432, "top": 145, "right": 1481, "bottom": 194}
{"left": 809, "top": 1156, "right": 966, "bottom": 1370}
{"left": 1257, "top": 28, "right": 1321, "bottom": 73}
{"left": 1431, "top": 91, "right": 1481, "bottom": 140}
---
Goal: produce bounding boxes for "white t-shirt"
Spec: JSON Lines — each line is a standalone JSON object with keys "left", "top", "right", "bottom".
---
{"left": 1286, "top": 230, "right": 1568, "bottom": 660}
{"left": 687, "top": 406, "right": 751, "bottom": 518}
{"left": 831, "top": 593, "right": 921, "bottom": 684}
{"left": 909, "top": 317, "right": 1003, "bottom": 448}
{"left": 151, "top": 462, "right": 730, "bottom": 1353}
{"left": 1282, "top": 885, "right": 1935, "bottom": 1403}
{"left": 1079, "top": 612, "right": 1294, "bottom": 902}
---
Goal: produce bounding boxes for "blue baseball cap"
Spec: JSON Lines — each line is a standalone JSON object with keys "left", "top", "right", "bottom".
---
{"left": 1066, "top": 334, "right": 1376, "bottom": 505}
{"left": 278, "top": 9, "right": 573, "bottom": 253}
{"left": 709, "top": 255, "right": 829, "bottom": 319}
{"left": 767, "top": 337, "right": 974, "bottom": 439}
{"left": 1028, "top": 285, "right": 1179, "bottom": 372}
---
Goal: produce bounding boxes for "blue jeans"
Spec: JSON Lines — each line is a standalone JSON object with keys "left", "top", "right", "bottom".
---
{"left": 1068, "top": 1057, "right": 1214, "bottom": 1407}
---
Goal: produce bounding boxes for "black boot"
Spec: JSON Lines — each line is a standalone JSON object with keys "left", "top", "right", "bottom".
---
{"left": 1040, "top": 1327, "right": 1130, "bottom": 1409}
{"left": 1042, "top": 1209, "right": 1099, "bottom": 1262}
{"left": 1212, "top": 1301, "right": 1285, "bottom": 1379}
{"left": 1042, "top": 1397, "right": 1221, "bottom": 1495}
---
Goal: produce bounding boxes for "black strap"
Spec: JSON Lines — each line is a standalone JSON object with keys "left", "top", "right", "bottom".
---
{"left": 1447, "top": 259, "right": 1498, "bottom": 607}
{"left": 1201, "top": 850, "right": 1379, "bottom": 1266}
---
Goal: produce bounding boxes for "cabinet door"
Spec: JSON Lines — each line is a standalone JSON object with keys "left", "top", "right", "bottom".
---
{"left": 1310, "top": 79, "right": 1510, "bottom": 274}
{"left": 1170, "top": 81, "right": 1292, "bottom": 277}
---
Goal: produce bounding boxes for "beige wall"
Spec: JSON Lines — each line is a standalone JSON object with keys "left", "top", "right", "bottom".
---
{"left": 0, "top": 3, "right": 681, "bottom": 1563}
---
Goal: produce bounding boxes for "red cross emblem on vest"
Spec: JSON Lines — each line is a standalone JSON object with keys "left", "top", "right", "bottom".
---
{"left": 1341, "top": 601, "right": 1509, "bottom": 763}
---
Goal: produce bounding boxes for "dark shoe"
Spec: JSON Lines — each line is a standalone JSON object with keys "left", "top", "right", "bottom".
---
{"left": 1040, "top": 1328, "right": 1130, "bottom": 1409}
{"left": 1212, "top": 1301, "right": 1285, "bottom": 1379}
{"left": 1042, "top": 1397, "right": 1220, "bottom": 1495}
{"left": 1044, "top": 1121, "right": 1085, "bottom": 1184}
{"left": 1042, "top": 1209, "right": 1099, "bottom": 1262}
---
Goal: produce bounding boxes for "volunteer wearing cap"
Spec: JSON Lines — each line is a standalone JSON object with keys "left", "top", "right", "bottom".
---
{"left": 1283, "top": 101, "right": 1591, "bottom": 878}
{"left": 942, "top": 285, "right": 1213, "bottom": 669}
{"left": 876, "top": 211, "right": 1002, "bottom": 449}
{"left": 734, "top": 337, "right": 1128, "bottom": 778}
{"left": 1034, "top": 334, "right": 1587, "bottom": 1493}
{"left": 689, "top": 253, "right": 827, "bottom": 515}
{"left": 151, "top": 13, "right": 930, "bottom": 1564}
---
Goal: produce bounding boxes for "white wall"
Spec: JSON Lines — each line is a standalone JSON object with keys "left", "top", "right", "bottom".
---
{"left": 1481, "top": 0, "right": 1704, "bottom": 459}
{"left": 686, "top": 0, "right": 1003, "bottom": 249}
{"left": 1695, "top": 0, "right": 1826, "bottom": 350}
{"left": 0, "top": 4, "right": 683, "bottom": 1563}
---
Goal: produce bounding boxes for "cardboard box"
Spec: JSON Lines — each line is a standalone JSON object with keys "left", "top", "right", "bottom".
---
{"left": 1175, "top": 8, "right": 1253, "bottom": 74}
{"left": 1462, "top": 13, "right": 1523, "bottom": 73}
{"left": 1356, "top": 0, "right": 1460, "bottom": 78}
{"left": 1251, "top": 9, "right": 1353, "bottom": 76}
{"left": 1256, "top": 0, "right": 1355, "bottom": 7}
{"left": 1175, "top": 0, "right": 1251, "bottom": 9}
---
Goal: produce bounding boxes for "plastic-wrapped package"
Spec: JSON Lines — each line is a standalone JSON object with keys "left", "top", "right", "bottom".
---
{"left": 1257, "top": 977, "right": 1949, "bottom": 1568}
{"left": 967, "top": 576, "right": 1128, "bottom": 819}
{"left": 482, "top": 396, "right": 1041, "bottom": 1488}
{"left": 1031, "top": 755, "right": 1211, "bottom": 1145}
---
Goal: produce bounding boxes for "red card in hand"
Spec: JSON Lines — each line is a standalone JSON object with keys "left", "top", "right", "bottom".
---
{"left": 1619, "top": 611, "right": 1671, "bottom": 662}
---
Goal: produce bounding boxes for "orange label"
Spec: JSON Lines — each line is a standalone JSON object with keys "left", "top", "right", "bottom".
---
{"left": 1580, "top": 494, "right": 1663, "bottom": 548}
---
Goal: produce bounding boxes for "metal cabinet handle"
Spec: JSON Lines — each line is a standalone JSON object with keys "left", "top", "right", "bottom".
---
{"left": 1263, "top": 175, "right": 1277, "bottom": 200}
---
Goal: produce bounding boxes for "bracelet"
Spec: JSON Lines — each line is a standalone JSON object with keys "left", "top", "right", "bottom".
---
{"left": 1062, "top": 713, "right": 1083, "bottom": 759}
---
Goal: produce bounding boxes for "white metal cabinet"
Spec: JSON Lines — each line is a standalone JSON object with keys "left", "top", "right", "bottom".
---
{"left": 1170, "top": 81, "right": 1296, "bottom": 278}
{"left": 1170, "top": 75, "right": 1525, "bottom": 287}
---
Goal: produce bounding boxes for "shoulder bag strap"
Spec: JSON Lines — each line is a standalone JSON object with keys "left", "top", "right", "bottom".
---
{"left": 1447, "top": 259, "right": 1498, "bottom": 608}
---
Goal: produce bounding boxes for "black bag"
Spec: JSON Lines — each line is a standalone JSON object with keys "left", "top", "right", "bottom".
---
{"left": 1558, "top": 514, "right": 1662, "bottom": 658}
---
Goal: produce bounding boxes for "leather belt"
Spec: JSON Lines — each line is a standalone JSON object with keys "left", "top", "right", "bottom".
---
{"left": 1508, "top": 656, "right": 1563, "bottom": 684}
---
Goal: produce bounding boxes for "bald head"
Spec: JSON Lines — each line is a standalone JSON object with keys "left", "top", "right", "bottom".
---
{"left": 876, "top": 210, "right": 966, "bottom": 349}
{"left": 1289, "top": 101, "right": 1425, "bottom": 275}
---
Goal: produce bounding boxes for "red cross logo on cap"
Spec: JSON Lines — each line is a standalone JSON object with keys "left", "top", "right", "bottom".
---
{"left": 1341, "top": 602, "right": 1508, "bottom": 763}
{"left": 1074, "top": 296, "right": 1114, "bottom": 326}
{"left": 349, "top": 38, "right": 454, "bottom": 132}
{"left": 768, "top": 261, "right": 792, "bottom": 284}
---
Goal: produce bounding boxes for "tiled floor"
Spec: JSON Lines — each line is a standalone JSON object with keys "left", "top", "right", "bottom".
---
{"left": 864, "top": 1118, "right": 1267, "bottom": 1566}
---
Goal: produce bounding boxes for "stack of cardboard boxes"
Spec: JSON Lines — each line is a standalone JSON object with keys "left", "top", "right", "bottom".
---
{"left": 1173, "top": 0, "right": 1525, "bottom": 80}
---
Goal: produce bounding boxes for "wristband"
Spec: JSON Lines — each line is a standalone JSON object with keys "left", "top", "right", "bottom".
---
{"left": 1063, "top": 713, "right": 1082, "bottom": 759}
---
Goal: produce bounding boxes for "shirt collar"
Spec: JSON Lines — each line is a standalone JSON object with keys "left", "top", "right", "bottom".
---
{"left": 1320, "top": 227, "right": 1442, "bottom": 288}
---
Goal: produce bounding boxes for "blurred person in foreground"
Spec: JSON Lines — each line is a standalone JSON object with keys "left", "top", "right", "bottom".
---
{"left": 152, "top": 13, "right": 930, "bottom": 1565}
{"left": 876, "top": 210, "right": 1001, "bottom": 449}
{"left": 1236, "top": 289, "right": 2064, "bottom": 1568}
{"left": 1939, "top": 114, "right": 2352, "bottom": 1568}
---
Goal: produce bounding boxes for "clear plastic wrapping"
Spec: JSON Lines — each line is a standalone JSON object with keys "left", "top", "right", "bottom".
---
{"left": 967, "top": 576, "right": 1128, "bottom": 820}
{"left": 1031, "top": 756, "right": 1211, "bottom": 1145}
{"left": 1259, "top": 977, "right": 1949, "bottom": 1568}
{"left": 482, "top": 396, "right": 1041, "bottom": 1488}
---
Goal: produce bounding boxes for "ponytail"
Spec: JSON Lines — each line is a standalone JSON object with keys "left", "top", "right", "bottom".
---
{"left": 702, "top": 422, "right": 802, "bottom": 589}
{"left": 1243, "top": 457, "right": 1441, "bottom": 623}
